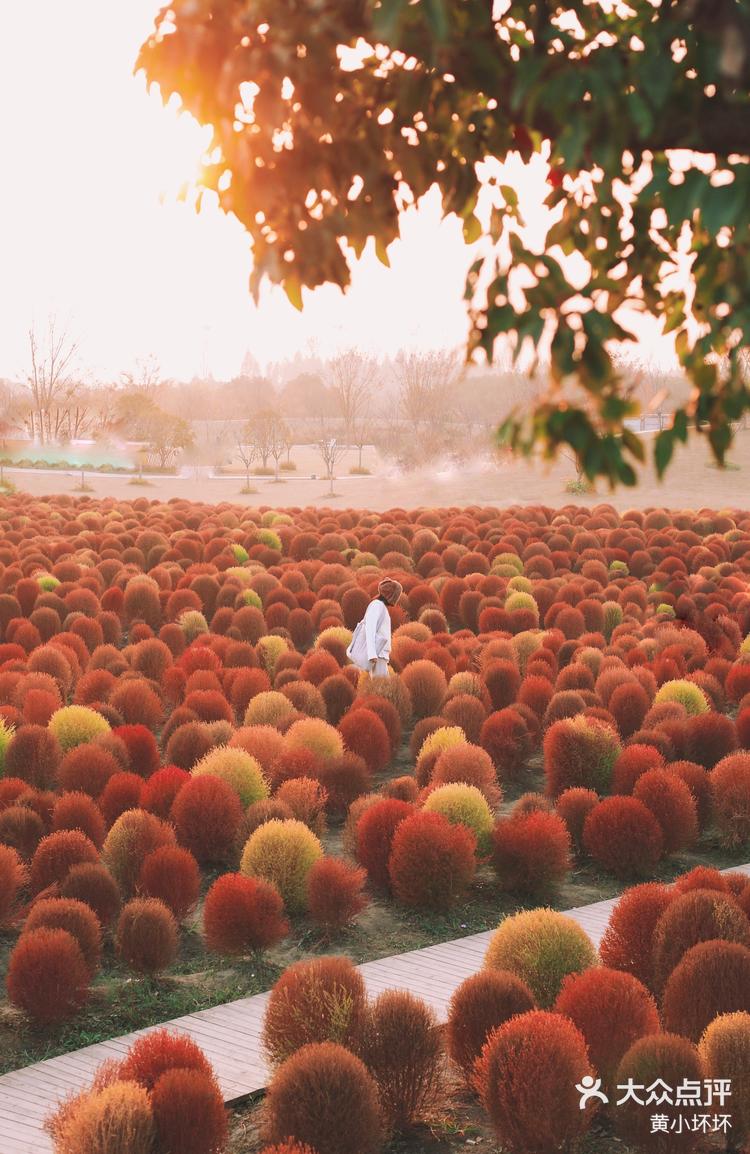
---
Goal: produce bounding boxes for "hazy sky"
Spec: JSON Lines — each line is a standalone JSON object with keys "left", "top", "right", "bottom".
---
{"left": 1, "top": 2, "right": 670, "bottom": 386}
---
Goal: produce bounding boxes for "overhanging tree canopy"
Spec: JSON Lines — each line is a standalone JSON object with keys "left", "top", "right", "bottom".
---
{"left": 137, "top": 0, "right": 750, "bottom": 485}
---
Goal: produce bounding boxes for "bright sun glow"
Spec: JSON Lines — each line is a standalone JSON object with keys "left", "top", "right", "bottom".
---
{"left": 0, "top": 1, "right": 672, "bottom": 383}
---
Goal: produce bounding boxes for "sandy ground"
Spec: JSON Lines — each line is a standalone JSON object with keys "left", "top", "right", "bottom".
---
{"left": 4, "top": 429, "right": 749, "bottom": 512}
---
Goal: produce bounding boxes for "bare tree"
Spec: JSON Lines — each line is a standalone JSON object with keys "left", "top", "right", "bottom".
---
{"left": 233, "top": 424, "right": 259, "bottom": 490}
{"left": 349, "top": 405, "right": 375, "bottom": 471}
{"left": 26, "top": 318, "right": 80, "bottom": 444}
{"left": 324, "top": 348, "right": 379, "bottom": 444}
{"left": 244, "top": 410, "right": 289, "bottom": 479}
{"left": 393, "top": 349, "right": 461, "bottom": 438}
{"left": 317, "top": 421, "right": 347, "bottom": 496}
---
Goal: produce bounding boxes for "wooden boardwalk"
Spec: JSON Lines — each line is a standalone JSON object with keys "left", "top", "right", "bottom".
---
{"left": 2, "top": 868, "right": 748, "bottom": 1154}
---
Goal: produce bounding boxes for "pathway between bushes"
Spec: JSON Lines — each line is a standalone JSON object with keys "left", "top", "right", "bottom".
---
{"left": 2, "top": 866, "right": 749, "bottom": 1154}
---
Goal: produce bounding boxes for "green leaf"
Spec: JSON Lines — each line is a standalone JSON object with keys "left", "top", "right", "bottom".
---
{"left": 654, "top": 429, "right": 675, "bottom": 478}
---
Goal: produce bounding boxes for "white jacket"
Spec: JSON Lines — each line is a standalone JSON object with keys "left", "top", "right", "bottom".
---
{"left": 346, "top": 598, "right": 392, "bottom": 671}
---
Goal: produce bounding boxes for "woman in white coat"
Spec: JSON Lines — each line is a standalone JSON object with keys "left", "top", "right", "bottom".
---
{"left": 346, "top": 577, "right": 403, "bottom": 677}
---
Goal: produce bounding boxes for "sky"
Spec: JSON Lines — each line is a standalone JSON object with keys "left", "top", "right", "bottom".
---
{"left": 0, "top": 2, "right": 671, "bottom": 386}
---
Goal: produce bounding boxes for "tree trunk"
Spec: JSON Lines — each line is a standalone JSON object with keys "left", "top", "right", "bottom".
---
{"left": 358, "top": 443, "right": 363, "bottom": 469}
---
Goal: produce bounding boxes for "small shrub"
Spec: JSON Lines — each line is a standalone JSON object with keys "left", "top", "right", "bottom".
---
{"left": 544, "top": 715, "right": 621, "bottom": 797}
{"left": 203, "top": 873, "right": 289, "bottom": 955}
{"left": 423, "top": 782, "right": 494, "bottom": 853}
{"left": 118, "top": 1028, "right": 214, "bottom": 1090}
{"left": 555, "top": 788, "right": 599, "bottom": 854}
{"left": 389, "top": 810, "right": 476, "bottom": 909}
{"left": 60, "top": 862, "right": 121, "bottom": 928}
{"left": 400, "top": 660, "right": 448, "bottom": 719}
{"left": 485, "top": 907, "right": 596, "bottom": 1007}
{"left": 151, "top": 1067, "right": 227, "bottom": 1154}
{"left": 0, "top": 844, "right": 26, "bottom": 926}
{"left": 47, "top": 1081, "right": 155, "bottom": 1154}
{"left": 599, "top": 881, "right": 674, "bottom": 990}
{"left": 663, "top": 939, "right": 750, "bottom": 1041}
{"left": 306, "top": 857, "right": 368, "bottom": 934}
{"left": 137, "top": 845, "right": 201, "bottom": 920}
{"left": 30, "top": 828, "right": 99, "bottom": 892}
{"left": 614, "top": 1033, "right": 704, "bottom": 1154}
{"left": 338, "top": 708, "right": 391, "bottom": 773}
{"left": 653, "top": 889, "right": 750, "bottom": 990}
{"left": 653, "top": 678, "right": 710, "bottom": 716}
{"left": 262, "top": 956, "right": 369, "bottom": 1067}
{"left": 240, "top": 819, "right": 323, "bottom": 913}
{"left": 582, "top": 795, "right": 664, "bottom": 878}
{"left": 446, "top": 970, "right": 535, "bottom": 1083}
{"left": 262, "top": 1042, "right": 382, "bottom": 1154}
{"left": 698, "top": 1012, "right": 750, "bottom": 1144}
{"left": 50, "top": 791, "right": 105, "bottom": 849}
{"left": 711, "top": 752, "right": 750, "bottom": 848}
{"left": 7, "top": 926, "right": 89, "bottom": 1023}
{"left": 284, "top": 717, "right": 343, "bottom": 762}
{"left": 475, "top": 1011, "right": 593, "bottom": 1154}
{"left": 355, "top": 798, "right": 414, "bottom": 891}
{"left": 24, "top": 896, "right": 102, "bottom": 975}
{"left": 116, "top": 897, "right": 179, "bottom": 976}
{"left": 48, "top": 704, "right": 111, "bottom": 752}
{"left": 553, "top": 966, "right": 660, "bottom": 1082}
{"left": 490, "top": 811, "right": 571, "bottom": 896}
{"left": 171, "top": 774, "right": 244, "bottom": 864}
{"left": 57, "top": 744, "right": 120, "bottom": 797}
{"left": 275, "top": 777, "right": 328, "bottom": 835}
{"left": 103, "top": 808, "right": 176, "bottom": 897}
{"left": 99, "top": 772, "right": 145, "bottom": 826}
{"left": 632, "top": 768, "right": 698, "bottom": 852}
{"left": 431, "top": 742, "right": 502, "bottom": 808}
{"left": 363, "top": 990, "right": 444, "bottom": 1134}
{"left": 191, "top": 746, "right": 269, "bottom": 807}
{"left": 611, "top": 743, "right": 664, "bottom": 794}
{"left": 140, "top": 765, "right": 190, "bottom": 818}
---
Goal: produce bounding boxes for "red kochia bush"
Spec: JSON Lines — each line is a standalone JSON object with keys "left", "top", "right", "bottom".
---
{"left": 446, "top": 970, "right": 536, "bottom": 1083}
{"left": 112, "top": 725, "right": 161, "bottom": 778}
{"left": 355, "top": 798, "right": 414, "bottom": 892}
{"left": 6, "top": 927, "right": 89, "bottom": 1024}
{"left": 362, "top": 989, "right": 444, "bottom": 1134}
{"left": 599, "top": 882, "right": 675, "bottom": 991}
{"left": 51, "top": 791, "right": 106, "bottom": 849}
{"left": 262, "top": 1042, "right": 382, "bottom": 1154}
{"left": 614, "top": 1033, "right": 705, "bottom": 1154}
{"left": 710, "top": 752, "right": 750, "bottom": 848}
{"left": 388, "top": 810, "right": 476, "bottom": 909}
{"left": 98, "top": 772, "right": 145, "bottom": 826}
{"left": 151, "top": 1067, "right": 228, "bottom": 1154}
{"left": 171, "top": 774, "right": 243, "bottom": 864}
{"left": 5, "top": 726, "right": 60, "bottom": 789}
{"left": 140, "top": 765, "right": 190, "bottom": 818}
{"left": 59, "top": 862, "right": 121, "bottom": 927}
{"left": 116, "top": 897, "right": 179, "bottom": 975}
{"left": 203, "top": 873, "right": 289, "bottom": 956}
{"left": 668, "top": 761, "right": 712, "bottom": 829}
{"left": 475, "top": 1011, "right": 593, "bottom": 1154}
{"left": 555, "top": 788, "right": 599, "bottom": 854}
{"left": 0, "top": 804, "right": 46, "bottom": 860}
{"left": 338, "top": 708, "right": 391, "bottom": 774}
{"left": 632, "top": 768, "right": 698, "bottom": 852}
{"left": 57, "top": 745, "right": 120, "bottom": 797}
{"left": 582, "top": 795, "right": 664, "bottom": 879}
{"left": 316, "top": 752, "right": 372, "bottom": 814}
{"left": 262, "top": 957, "right": 369, "bottom": 1066}
{"left": 685, "top": 711, "right": 738, "bottom": 768}
{"left": 0, "top": 844, "right": 26, "bottom": 926}
{"left": 400, "top": 660, "right": 447, "bottom": 719}
{"left": 662, "top": 940, "right": 750, "bottom": 1041}
{"left": 29, "top": 829, "right": 99, "bottom": 893}
{"left": 306, "top": 857, "right": 368, "bottom": 933}
{"left": 480, "top": 708, "right": 531, "bottom": 780}
{"left": 118, "top": 1027, "right": 214, "bottom": 1090}
{"left": 651, "top": 888, "right": 750, "bottom": 990}
{"left": 138, "top": 845, "right": 201, "bottom": 920}
{"left": 609, "top": 681, "right": 650, "bottom": 739}
{"left": 611, "top": 744, "right": 664, "bottom": 794}
{"left": 553, "top": 967, "right": 660, "bottom": 1082}
{"left": 490, "top": 811, "right": 571, "bottom": 895}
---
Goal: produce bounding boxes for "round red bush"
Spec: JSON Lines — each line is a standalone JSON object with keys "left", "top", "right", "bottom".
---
{"left": 6, "top": 926, "right": 89, "bottom": 1024}
{"left": 116, "top": 897, "right": 179, "bottom": 975}
{"left": 582, "top": 795, "right": 664, "bottom": 879}
{"left": 171, "top": 774, "right": 243, "bottom": 864}
{"left": 490, "top": 811, "right": 571, "bottom": 896}
{"left": 388, "top": 810, "right": 476, "bottom": 909}
{"left": 599, "top": 882, "right": 674, "bottom": 990}
{"left": 30, "top": 828, "right": 99, "bottom": 893}
{"left": 151, "top": 1066, "right": 227, "bottom": 1154}
{"left": 262, "top": 1042, "right": 382, "bottom": 1154}
{"left": 98, "top": 772, "right": 145, "bottom": 826}
{"left": 711, "top": 752, "right": 750, "bottom": 849}
{"left": 51, "top": 791, "right": 105, "bottom": 849}
{"left": 652, "top": 888, "right": 750, "bottom": 990}
{"left": 614, "top": 1033, "right": 705, "bottom": 1154}
{"left": 355, "top": 797, "right": 413, "bottom": 892}
{"left": 555, "top": 788, "right": 599, "bottom": 854}
{"left": 475, "top": 1010, "right": 593, "bottom": 1154}
{"left": 663, "top": 940, "right": 750, "bottom": 1041}
{"left": 138, "top": 845, "right": 201, "bottom": 920}
{"left": 203, "top": 873, "right": 289, "bottom": 955}
{"left": 632, "top": 768, "right": 698, "bottom": 852}
{"left": 0, "top": 844, "right": 26, "bottom": 926}
{"left": 57, "top": 745, "right": 119, "bottom": 797}
{"left": 611, "top": 743, "right": 664, "bottom": 794}
{"left": 553, "top": 966, "right": 660, "bottom": 1082}
{"left": 446, "top": 970, "right": 535, "bottom": 1083}
{"left": 480, "top": 708, "right": 531, "bottom": 780}
{"left": 338, "top": 708, "right": 391, "bottom": 774}
{"left": 59, "top": 862, "right": 121, "bottom": 927}
{"left": 119, "top": 1027, "right": 214, "bottom": 1089}
{"left": 306, "top": 857, "right": 368, "bottom": 933}
{"left": 262, "top": 956, "right": 369, "bottom": 1067}
{"left": 140, "top": 765, "right": 190, "bottom": 817}
{"left": 24, "top": 895, "right": 102, "bottom": 975}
